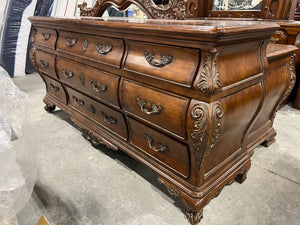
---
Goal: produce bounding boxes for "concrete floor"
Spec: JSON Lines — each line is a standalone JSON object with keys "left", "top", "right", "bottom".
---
{"left": 13, "top": 73, "right": 300, "bottom": 225}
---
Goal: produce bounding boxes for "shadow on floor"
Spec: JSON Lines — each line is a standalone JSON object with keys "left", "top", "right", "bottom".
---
{"left": 51, "top": 109, "right": 186, "bottom": 213}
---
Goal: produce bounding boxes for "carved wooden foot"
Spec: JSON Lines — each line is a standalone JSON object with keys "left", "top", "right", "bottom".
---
{"left": 262, "top": 136, "right": 276, "bottom": 147}
{"left": 185, "top": 209, "right": 203, "bottom": 225}
{"left": 44, "top": 104, "right": 56, "bottom": 112}
{"left": 235, "top": 160, "right": 251, "bottom": 184}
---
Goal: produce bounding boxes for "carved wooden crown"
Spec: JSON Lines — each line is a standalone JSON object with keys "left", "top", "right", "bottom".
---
{"left": 78, "top": 0, "right": 188, "bottom": 20}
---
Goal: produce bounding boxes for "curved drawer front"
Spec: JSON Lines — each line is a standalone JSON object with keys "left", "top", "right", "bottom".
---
{"left": 57, "top": 31, "right": 124, "bottom": 68}
{"left": 129, "top": 118, "right": 189, "bottom": 178}
{"left": 124, "top": 41, "right": 200, "bottom": 86}
{"left": 121, "top": 79, "right": 189, "bottom": 139}
{"left": 42, "top": 75, "right": 67, "bottom": 104}
{"left": 34, "top": 27, "right": 57, "bottom": 49}
{"left": 56, "top": 57, "right": 120, "bottom": 108}
{"left": 66, "top": 87, "right": 127, "bottom": 140}
{"left": 35, "top": 50, "right": 57, "bottom": 79}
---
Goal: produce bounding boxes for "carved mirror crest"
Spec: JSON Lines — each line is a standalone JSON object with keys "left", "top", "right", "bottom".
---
{"left": 212, "top": 0, "right": 263, "bottom": 11}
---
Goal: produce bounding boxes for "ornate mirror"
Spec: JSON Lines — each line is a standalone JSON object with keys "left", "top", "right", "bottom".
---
{"left": 212, "top": 0, "right": 263, "bottom": 11}
{"left": 102, "top": 4, "right": 147, "bottom": 18}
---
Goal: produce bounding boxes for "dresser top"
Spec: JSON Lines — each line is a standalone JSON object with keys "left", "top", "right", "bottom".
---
{"left": 29, "top": 17, "right": 279, "bottom": 44}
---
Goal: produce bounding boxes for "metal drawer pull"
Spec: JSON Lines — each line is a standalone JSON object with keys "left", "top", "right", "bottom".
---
{"left": 95, "top": 42, "right": 113, "bottom": 55}
{"left": 42, "top": 32, "right": 51, "bottom": 40}
{"left": 144, "top": 51, "right": 173, "bottom": 68}
{"left": 39, "top": 60, "right": 49, "bottom": 68}
{"left": 144, "top": 134, "right": 168, "bottom": 152}
{"left": 62, "top": 68, "right": 73, "bottom": 78}
{"left": 65, "top": 36, "right": 77, "bottom": 47}
{"left": 91, "top": 80, "right": 107, "bottom": 92}
{"left": 72, "top": 96, "right": 84, "bottom": 106}
{"left": 50, "top": 83, "right": 59, "bottom": 92}
{"left": 101, "top": 112, "right": 117, "bottom": 125}
{"left": 136, "top": 97, "right": 162, "bottom": 115}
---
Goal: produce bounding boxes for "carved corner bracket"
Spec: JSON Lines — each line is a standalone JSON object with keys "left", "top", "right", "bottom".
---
{"left": 158, "top": 177, "right": 180, "bottom": 197}
{"left": 189, "top": 101, "right": 224, "bottom": 170}
{"left": 195, "top": 49, "right": 222, "bottom": 94}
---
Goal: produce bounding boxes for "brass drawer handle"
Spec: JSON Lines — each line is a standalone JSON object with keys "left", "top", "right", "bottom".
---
{"left": 144, "top": 134, "right": 168, "bottom": 152}
{"left": 62, "top": 68, "right": 73, "bottom": 78}
{"left": 101, "top": 112, "right": 117, "bottom": 125}
{"left": 65, "top": 36, "right": 77, "bottom": 47}
{"left": 50, "top": 83, "right": 59, "bottom": 92}
{"left": 39, "top": 60, "right": 49, "bottom": 68}
{"left": 72, "top": 96, "right": 84, "bottom": 106}
{"left": 136, "top": 97, "right": 162, "bottom": 115}
{"left": 91, "top": 80, "right": 107, "bottom": 92}
{"left": 42, "top": 32, "right": 51, "bottom": 40}
{"left": 95, "top": 42, "right": 113, "bottom": 55}
{"left": 144, "top": 51, "right": 173, "bottom": 68}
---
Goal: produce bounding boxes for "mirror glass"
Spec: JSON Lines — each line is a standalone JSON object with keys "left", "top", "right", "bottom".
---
{"left": 212, "top": 0, "right": 263, "bottom": 11}
{"left": 102, "top": 4, "right": 147, "bottom": 18}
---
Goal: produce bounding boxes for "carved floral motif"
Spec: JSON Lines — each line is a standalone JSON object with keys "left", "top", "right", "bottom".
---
{"left": 209, "top": 102, "right": 224, "bottom": 152}
{"left": 196, "top": 49, "right": 222, "bottom": 93}
{"left": 143, "top": 0, "right": 186, "bottom": 19}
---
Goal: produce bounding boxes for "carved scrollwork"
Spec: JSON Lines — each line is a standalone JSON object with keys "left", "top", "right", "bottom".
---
{"left": 31, "top": 29, "right": 37, "bottom": 43}
{"left": 95, "top": 42, "right": 113, "bottom": 55}
{"left": 196, "top": 49, "right": 222, "bottom": 94}
{"left": 78, "top": 0, "right": 101, "bottom": 17}
{"left": 30, "top": 48, "right": 37, "bottom": 69}
{"left": 190, "top": 103, "right": 209, "bottom": 169}
{"left": 65, "top": 36, "right": 77, "bottom": 47}
{"left": 190, "top": 101, "right": 224, "bottom": 169}
{"left": 276, "top": 53, "right": 296, "bottom": 110}
{"left": 144, "top": 51, "right": 173, "bottom": 68}
{"left": 209, "top": 102, "right": 224, "bottom": 152}
{"left": 143, "top": 0, "right": 186, "bottom": 19}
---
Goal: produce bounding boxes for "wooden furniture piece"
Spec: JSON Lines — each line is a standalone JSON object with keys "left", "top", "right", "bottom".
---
{"left": 78, "top": 0, "right": 300, "bottom": 110}
{"left": 29, "top": 16, "right": 296, "bottom": 224}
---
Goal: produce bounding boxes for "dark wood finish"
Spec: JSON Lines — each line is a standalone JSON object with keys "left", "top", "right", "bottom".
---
{"left": 29, "top": 17, "right": 296, "bottom": 225}
{"left": 56, "top": 56, "right": 120, "bottom": 108}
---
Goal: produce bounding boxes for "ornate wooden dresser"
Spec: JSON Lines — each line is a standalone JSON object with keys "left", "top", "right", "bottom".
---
{"left": 29, "top": 16, "right": 296, "bottom": 224}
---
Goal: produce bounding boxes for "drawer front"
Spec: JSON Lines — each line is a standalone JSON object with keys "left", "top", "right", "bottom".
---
{"left": 34, "top": 27, "right": 57, "bottom": 49}
{"left": 129, "top": 118, "right": 189, "bottom": 178}
{"left": 42, "top": 75, "right": 67, "bottom": 104}
{"left": 66, "top": 87, "right": 127, "bottom": 140}
{"left": 56, "top": 57, "right": 120, "bottom": 108}
{"left": 35, "top": 50, "right": 57, "bottom": 79}
{"left": 124, "top": 41, "right": 200, "bottom": 86}
{"left": 57, "top": 31, "right": 124, "bottom": 68}
{"left": 121, "top": 79, "right": 189, "bottom": 139}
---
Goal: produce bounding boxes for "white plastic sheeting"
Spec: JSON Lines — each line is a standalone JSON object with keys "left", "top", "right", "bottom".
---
{"left": 0, "top": 67, "right": 36, "bottom": 225}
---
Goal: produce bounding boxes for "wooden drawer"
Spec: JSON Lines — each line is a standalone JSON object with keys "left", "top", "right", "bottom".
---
{"left": 121, "top": 79, "right": 189, "bottom": 139}
{"left": 56, "top": 57, "right": 120, "bottom": 108}
{"left": 129, "top": 118, "right": 189, "bottom": 178}
{"left": 35, "top": 50, "right": 57, "bottom": 79}
{"left": 57, "top": 31, "right": 124, "bottom": 68}
{"left": 66, "top": 87, "right": 127, "bottom": 140}
{"left": 34, "top": 27, "right": 57, "bottom": 49}
{"left": 42, "top": 75, "right": 67, "bottom": 104}
{"left": 124, "top": 41, "right": 200, "bottom": 86}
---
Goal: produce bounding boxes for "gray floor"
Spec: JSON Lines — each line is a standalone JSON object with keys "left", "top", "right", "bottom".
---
{"left": 14, "top": 73, "right": 300, "bottom": 225}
